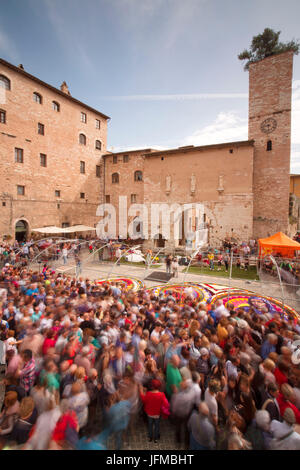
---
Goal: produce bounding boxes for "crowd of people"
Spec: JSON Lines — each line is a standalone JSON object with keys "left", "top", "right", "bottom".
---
{"left": 0, "top": 258, "right": 300, "bottom": 451}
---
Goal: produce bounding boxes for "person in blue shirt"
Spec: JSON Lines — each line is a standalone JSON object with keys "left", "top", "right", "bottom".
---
{"left": 207, "top": 303, "right": 217, "bottom": 327}
{"left": 165, "top": 335, "right": 182, "bottom": 364}
{"left": 102, "top": 397, "right": 131, "bottom": 449}
{"left": 31, "top": 305, "right": 43, "bottom": 323}
{"left": 25, "top": 283, "right": 39, "bottom": 297}
{"left": 261, "top": 334, "right": 278, "bottom": 360}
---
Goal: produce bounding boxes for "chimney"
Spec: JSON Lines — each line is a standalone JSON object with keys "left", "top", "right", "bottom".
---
{"left": 18, "top": 64, "right": 24, "bottom": 70}
{"left": 60, "top": 81, "right": 70, "bottom": 95}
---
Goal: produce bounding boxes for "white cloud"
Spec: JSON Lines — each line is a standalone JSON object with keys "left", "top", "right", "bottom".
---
{"left": 103, "top": 93, "right": 247, "bottom": 101}
{"left": 0, "top": 29, "right": 19, "bottom": 61}
{"left": 110, "top": 79, "right": 300, "bottom": 169}
{"left": 180, "top": 79, "right": 300, "bottom": 171}
{"left": 183, "top": 111, "right": 248, "bottom": 146}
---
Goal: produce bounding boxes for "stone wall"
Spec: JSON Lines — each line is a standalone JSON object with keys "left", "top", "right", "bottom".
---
{"left": 103, "top": 142, "right": 254, "bottom": 248}
{"left": 249, "top": 51, "right": 293, "bottom": 238}
{"left": 0, "top": 60, "right": 108, "bottom": 239}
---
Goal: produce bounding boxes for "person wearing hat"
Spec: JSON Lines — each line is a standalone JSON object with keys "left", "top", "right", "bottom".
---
{"left": 139, "top": 379, "right": 169, "bottom": 443}
{"left": 11, "top": 397, "right": 38, "bottom": 445}
{"left": 270, "top": 408, "right": 300, "bottom": 450}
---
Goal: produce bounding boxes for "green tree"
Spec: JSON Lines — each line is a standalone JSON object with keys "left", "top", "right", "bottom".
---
{"left": 238, "top": 28, "right": 299, "bottom": 70}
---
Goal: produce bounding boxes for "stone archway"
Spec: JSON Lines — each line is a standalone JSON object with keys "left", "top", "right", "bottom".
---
{"left": 155, "top": 233, "right": 165, "bottom": 248}
{"left": 15, "top": 219, "right": 29, "bottom": 242}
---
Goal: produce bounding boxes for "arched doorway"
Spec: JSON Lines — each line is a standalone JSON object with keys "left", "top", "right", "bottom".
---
{"left": 155, "top": 233, "right": 165, "bottom": 248}
{"left": 15, "top": 220, "right": 28, "bottom": 242}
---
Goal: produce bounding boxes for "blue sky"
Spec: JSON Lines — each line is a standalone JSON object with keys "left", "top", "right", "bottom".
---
{"left": 1, "top": 0, "right": 300, "bottom": 171}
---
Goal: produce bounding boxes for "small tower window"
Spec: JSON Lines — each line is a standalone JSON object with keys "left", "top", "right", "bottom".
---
{"left": 0, "top": 109, "right": 6, "bottom": 123}
{"left": 52, "top": 101, "right": 60, "bottom": 112}
{"left": 134, "top": 170, "right": 143, "bottom": 182}
{"left": 0, "top": 75, "right": 11, "bottom": 90}
{"left": 79, "top": 133, "right": 86, "bottom": 145}
{"left": 112, "top": 173, "right": 119, "bottom": 184}
{"left": 267, "top": 140, "right": 272, "bottom": 151}
{"left": 95, "top": 140, "right": 102, "bottom": 150}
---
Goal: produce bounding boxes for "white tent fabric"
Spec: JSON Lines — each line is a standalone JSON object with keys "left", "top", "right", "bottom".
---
{"left": 31, "top": 225, "right": 96, "bottom": 234}
{"left": 63, "top": 225, "right": 96, "bottom": 233}
{"left": 31, "top": 226, "right": 64, "bottom": 234}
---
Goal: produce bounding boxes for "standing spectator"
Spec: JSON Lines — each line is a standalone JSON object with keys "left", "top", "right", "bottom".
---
{"left": 165, "top": 255, "right": 172, "bottom": 274}
{"left": 140, "top": 379, "right": 169, "bottom": 443}
{"left": 188, "top": 401, "right": 216, "bottom": 450}
{"left": 172, "top": 257, "right": 179, "bottom": 278}
{"left": 18, "top": 350, "right": 36, "bottom": 395}
{"left": 208, "top": 252, "right": 214, "bottom": 270}
{"left": 166, "top": 355, "right": 182, "bottom": 398}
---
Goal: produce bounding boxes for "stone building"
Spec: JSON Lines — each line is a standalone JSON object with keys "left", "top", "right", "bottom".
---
{"left": 0, "top": 58, "right": 109, "bottom": 241}
{"left": 103, "top": 141, "right": 254, "bottom": 249}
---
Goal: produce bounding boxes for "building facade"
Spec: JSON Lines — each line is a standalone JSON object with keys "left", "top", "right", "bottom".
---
{"left": 103, "top": 141, "right": 254, "bottom": 249}
{"left": 103, "top": 52, "right": 294, "bottom": 249}
{"left": 0, "top": 59, "right": 109, "bottom": 241}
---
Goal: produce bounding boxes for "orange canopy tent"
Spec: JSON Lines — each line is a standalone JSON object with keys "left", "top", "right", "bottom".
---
{"left": 258, "top": 232, "right": 300, "bottom": 258}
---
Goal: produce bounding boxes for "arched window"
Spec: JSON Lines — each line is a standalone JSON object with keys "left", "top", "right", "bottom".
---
{"left": 33, "top": 92, "right": 42, "bottom": 104}
{"left": 95, "top": 140, "right": 102, "bottom": 150}
{"left": 267, "top": 140, "right": 272, "bottom": 151}
{"left": 112, "top": 173, "right": 119, "bottom": 184}
{"left": 0, "top": 109, "right": 6, "bottom": 124}
{"left": 79, "top": 133, "right": 86, "bottom": 145}
{"left": 52, "top": 101, "right": 60, "bottom": 112}
{"left": 0, "top": 75, "right": 10, "bottom": 90}
{"left": 134, "top": 170, "right": 143, "bottom": 182}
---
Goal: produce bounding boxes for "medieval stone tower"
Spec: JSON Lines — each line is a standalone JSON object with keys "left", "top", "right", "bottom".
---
{"left": 249, "top": 50, "right": 294, "bottom": 239}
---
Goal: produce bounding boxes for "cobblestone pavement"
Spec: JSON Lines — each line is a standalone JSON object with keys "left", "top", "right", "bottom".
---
{"left": 86, "top": 410, "right": 187, "bottom": 451}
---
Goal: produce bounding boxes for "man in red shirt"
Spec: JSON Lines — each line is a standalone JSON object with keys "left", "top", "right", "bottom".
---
{"left": 274, "top": 359, "right": 289, "bottom": 387}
